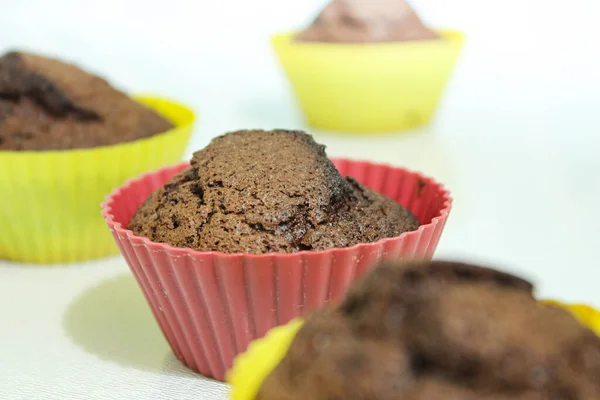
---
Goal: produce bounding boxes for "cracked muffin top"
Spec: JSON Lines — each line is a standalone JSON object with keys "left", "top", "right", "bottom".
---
{"left": 0, "top": 51, "right": 173, "bottom": 151}
{"left": 127, "top": 129, "right": 419, "bottom": 253}
{"left": 257, "top": 261, "right": 600, "bottom": 399}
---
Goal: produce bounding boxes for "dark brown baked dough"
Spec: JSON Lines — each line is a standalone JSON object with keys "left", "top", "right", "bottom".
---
{"left": 128, "top": 129, "right": 419, "bottom": 253}
{"left": 258, "top": 261, "right": 600, "bottom": 399}
{"left": 0, "top": 51, "right": 173, "bottom": 151}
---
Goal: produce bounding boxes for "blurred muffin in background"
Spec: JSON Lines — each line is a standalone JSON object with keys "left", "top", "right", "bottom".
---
{"left": 0, "top": 50, "right": 195, "bottom": 263}
{"left": 296, "top": 0, "right": 438, "bottom": 43}
{"left": 0, "top": 51, "right": 173, "bottom": 151}
{"left": 271, "top": 0, "right": 464, "bottom": 133}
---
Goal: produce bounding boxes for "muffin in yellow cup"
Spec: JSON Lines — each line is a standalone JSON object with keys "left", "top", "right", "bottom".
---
{"left": 0, "top": 51, "right": 195, "bottom": 263}
{"left": 272, "top": 0, "right": 464, "bottom": 134}
{"left": 228, "top": 261, "right": 600, "bottom": 400}
{"left": 272, "top": 30, "right": 464, "bottom": 133}
{"left": 0, "top": 96, "right": 194, "bottom": 263}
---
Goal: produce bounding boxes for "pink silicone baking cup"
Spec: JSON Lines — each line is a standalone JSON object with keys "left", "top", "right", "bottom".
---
{"left": 101, "top": 159, "right": 452, "bottom": 381}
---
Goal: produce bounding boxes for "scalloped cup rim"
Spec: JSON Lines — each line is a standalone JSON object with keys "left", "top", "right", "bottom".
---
{"left": 101, "top": 159, "right": 452, "bottom": 260}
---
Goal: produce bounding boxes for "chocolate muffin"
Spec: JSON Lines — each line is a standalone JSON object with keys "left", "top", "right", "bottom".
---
{"left": 128, "top": 129, "right": 419, "bottom": 253}
{"left": 296, "top": 0, "right": 439, "bottom": 43}
{"left": 0, "top": 51, "right": 173, "bottom": 151}
{"left": 258, "top": 261, "right": 600, "bottom": 399}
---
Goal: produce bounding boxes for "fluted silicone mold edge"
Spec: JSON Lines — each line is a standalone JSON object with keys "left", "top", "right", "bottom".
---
{"left": 101, "top": 159, "right": 452, "bottom": 380}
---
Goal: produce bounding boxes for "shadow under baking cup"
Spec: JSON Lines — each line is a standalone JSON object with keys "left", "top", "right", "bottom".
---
{"left": 63, "top": 273, "right": 207, "bottom": 377}
{"left": 271, "top": 30, "right": 464, "bottom": 133}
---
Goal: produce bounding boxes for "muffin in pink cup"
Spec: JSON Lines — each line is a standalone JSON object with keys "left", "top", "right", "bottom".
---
{"left": 101, "top": 129, "right": 451, "bottom": 380}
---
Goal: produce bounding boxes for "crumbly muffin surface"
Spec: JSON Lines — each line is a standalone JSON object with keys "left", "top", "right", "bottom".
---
{"left": 128, "top": 129, "right": 419, "bottom": 253}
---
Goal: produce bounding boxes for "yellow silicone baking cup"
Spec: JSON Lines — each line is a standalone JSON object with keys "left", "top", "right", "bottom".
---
{"left": 227, "top": 301, "right": 600, "bottom": 400}
{"left": 0, "top": 96, "right": 195, "bottom": 264}
{"left": 271, "top": 30, "right": 464, "bottom": 133}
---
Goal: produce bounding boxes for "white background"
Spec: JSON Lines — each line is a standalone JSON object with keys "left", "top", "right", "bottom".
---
{"left": 1, "top": 0, "right": 599, "bottom": 399}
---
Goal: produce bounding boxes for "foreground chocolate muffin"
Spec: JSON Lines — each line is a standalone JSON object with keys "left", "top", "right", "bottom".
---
{"left": 257, "top": 261, "right": 600, "bottom": 399}
{"left": 128, "top": 129, "right": 419, "bottom": 253}
{"left": 296, "top": 0, "right": 439, "bottom": 43}
{"left": 0, "top": 51, "right": 173, "bottom": 150}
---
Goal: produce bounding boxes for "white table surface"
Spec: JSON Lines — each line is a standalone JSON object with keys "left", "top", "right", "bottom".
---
{"left": 2, "top": 115, "right": 599, "bottom": 400}
{"left": 1, "top": 0, "right": 600, "bottom": 398}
